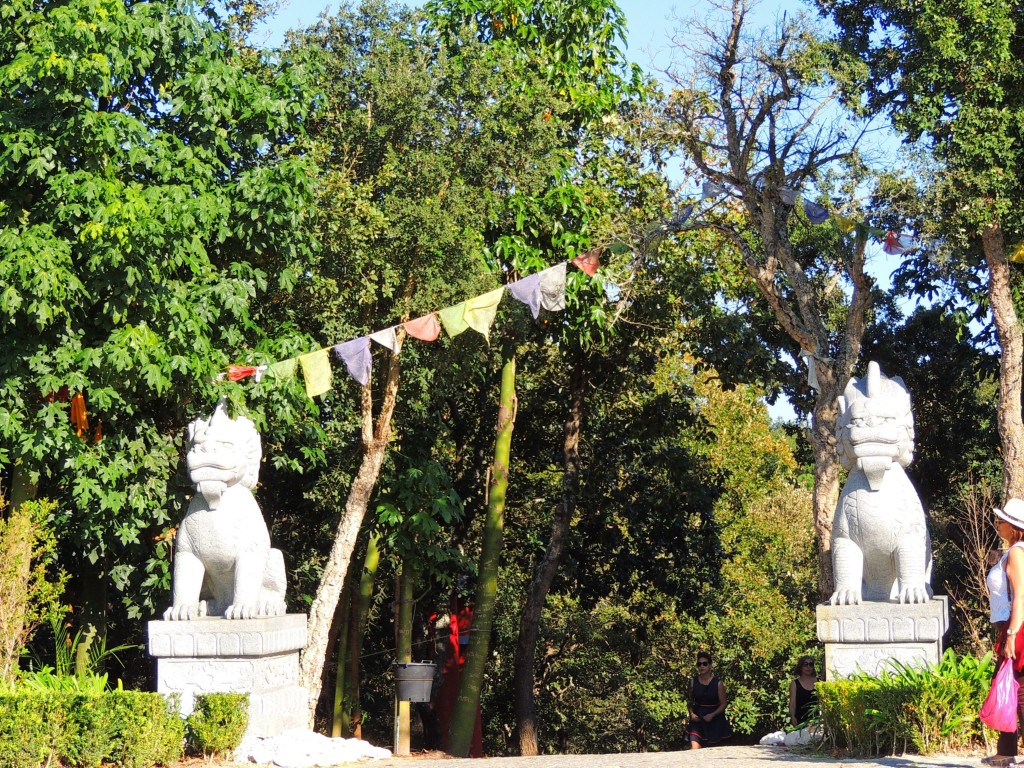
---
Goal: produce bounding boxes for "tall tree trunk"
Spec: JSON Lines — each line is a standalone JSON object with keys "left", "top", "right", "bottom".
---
{"left": 513, "top": 363, "right": 584, "bottom": 756}
{"left": 808, "top": 395, "right": 841, "bottom": 601}
{"left": 348, "top": 531, "right": 380, "bottom": 739}
{"left": 298, "top": 333, "right": 404, "bottom": 726}
{"left": 982, "top": 221, "right": 1024, "bottom": 501}
{"left": 448, "top": 351, "right": 516, "bottom": 758}
{"left": 330, "top": 580, "right": 352, "bottom": 737}
{"left": 394, "top": 562, "right": 415, "bottom": 756}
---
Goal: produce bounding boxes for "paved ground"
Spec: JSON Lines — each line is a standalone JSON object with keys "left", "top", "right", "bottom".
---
{"left": 374, "top": 746, "right": 989, "bottom": 768}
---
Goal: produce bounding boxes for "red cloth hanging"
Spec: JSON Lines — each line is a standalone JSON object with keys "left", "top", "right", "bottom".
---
{"left": 572, "top": 247, "right": 601, "bottom": 276}
{"left": 228, "top": 365, "right": 258, "bottom": 381}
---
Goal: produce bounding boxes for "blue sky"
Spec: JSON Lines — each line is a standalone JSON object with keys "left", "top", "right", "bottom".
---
{"left": 255, "top": 0, "right": 801, "bottom": 65}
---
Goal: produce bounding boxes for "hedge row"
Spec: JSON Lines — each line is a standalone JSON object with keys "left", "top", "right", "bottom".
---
{"left": 0, "top": 689, "right": 249, "bottom": 768}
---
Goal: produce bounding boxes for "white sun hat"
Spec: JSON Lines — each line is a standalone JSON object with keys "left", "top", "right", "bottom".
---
{"left": 995, "top": 498, "right": 1024, "bottom": 529}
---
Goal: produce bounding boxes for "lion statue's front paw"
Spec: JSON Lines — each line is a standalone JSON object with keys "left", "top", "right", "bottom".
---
{"left": 898, "top": 585, "right": 930, "bottom": 604}
{"left": 224, "top": 600, "right": 285, "bottom": 620}
{"left": 163, "top": 601, "right": 208, "bottom": 621}
{"left": 828, "top": 588, "right": 862, "bottom": 606}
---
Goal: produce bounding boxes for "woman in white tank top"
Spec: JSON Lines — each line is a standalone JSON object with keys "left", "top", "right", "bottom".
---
{"left": 985, "top": 499, "right": 1024, "bottom": 766}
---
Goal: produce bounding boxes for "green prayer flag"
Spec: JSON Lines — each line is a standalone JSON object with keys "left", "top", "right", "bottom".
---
{"left": 438, "top": 302, "right": 469, "bottom": 337}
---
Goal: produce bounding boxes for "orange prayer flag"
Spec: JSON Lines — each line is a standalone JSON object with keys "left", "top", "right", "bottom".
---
{"left": 404, "top": 313, "right": 442, "bottom": 342}
{"left": 70, "top": 392, "right": 89, "bottom": 438}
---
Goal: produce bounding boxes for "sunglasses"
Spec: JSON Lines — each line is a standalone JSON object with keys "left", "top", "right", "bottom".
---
{"left": 697, "top": 661, "right": 710, "bottom": 667}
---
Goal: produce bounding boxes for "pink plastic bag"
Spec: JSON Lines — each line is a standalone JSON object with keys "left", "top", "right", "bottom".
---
{"left": 981, "top": 657, "right": 1019, "bottom": 732}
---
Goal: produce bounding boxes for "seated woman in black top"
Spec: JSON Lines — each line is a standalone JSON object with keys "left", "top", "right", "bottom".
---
{"left": 789, "top": 656, "right": 819, "bottom": 728}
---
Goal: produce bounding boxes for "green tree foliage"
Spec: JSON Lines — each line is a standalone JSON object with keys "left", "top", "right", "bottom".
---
{"left": 425, "top": 0, "right": 645, "bottom": 126}
{"left": 0, "top": 0, "right": 317, "bottom": 633}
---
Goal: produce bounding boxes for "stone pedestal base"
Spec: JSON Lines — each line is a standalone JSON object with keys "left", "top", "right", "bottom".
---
{"left": 815, "top": 595, "right": 949, "bottom": 680}
{"left": 148, "top": 614, "right": 309, "bottom": 738}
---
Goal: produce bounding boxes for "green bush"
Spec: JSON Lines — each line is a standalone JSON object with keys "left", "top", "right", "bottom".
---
{"left": 818, "top": 649, "right": 993, "bottom": 756}
{"left": 0, "top": 688, "right": 183, "bottom": 768}
{"left": 0, "top": 690, "right": 54, "bottom": 768}
{"left": 106, "top": 690, "right": 185, "bottom": 768}
{"left": 185, "top": 692, "right": 249, "bottom": 758}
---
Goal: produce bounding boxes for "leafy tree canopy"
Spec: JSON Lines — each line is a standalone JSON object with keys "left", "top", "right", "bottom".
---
{"left": 0, "top": 0, "right": 317, "bottom": 619}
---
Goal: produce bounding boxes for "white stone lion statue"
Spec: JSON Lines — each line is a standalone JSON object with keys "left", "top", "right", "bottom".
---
{"left": 829, "top": 361, "right": 932, "bottom": 605}
{"left": 164, "top": 402, "right": 286, "bottom": 620}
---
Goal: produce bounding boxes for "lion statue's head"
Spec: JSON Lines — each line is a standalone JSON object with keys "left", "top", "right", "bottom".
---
{"left": 836, "top": 361, "right": 914, "bottom": 489}
{"left": 185, "top": 402, "right": 261, "bottom": 509}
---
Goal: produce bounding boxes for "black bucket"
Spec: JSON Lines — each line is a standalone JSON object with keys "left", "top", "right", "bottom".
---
{"left": 393, "top": 661, "right": 435, "bottom": 703}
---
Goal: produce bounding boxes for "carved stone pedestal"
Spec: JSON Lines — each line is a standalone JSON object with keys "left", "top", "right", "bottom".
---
{"left": 815, "top": 595, "right": 949, "bottom": 680}
{"left": 148, "top": 613, "right": 309, "bottom": 738}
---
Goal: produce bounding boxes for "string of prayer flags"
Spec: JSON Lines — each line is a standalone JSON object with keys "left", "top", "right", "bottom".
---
{"left": 438, "top": 302, "right": 470, "bottom": 337}
{"left": 572, "top": 248, "right": 601, "bottom": 277}
{"left": 333, "top": 337, "right": 372, "bottom": 387}
{"left": 299, "top": 349, "right": 333, "bottom": 397}
{"left": 404, "top": 313, "right": 441, "bottom": 341}
{"left": 464, "top": 287, "right": 505, "bottom": 339}
{"left": 268, "top": 358, "right": 297, "bottom": 380}
{"left": 693, "top": 174, "right": 924, "bottom": 271}
{"left": 370, "top": 327, "right": 399, "bottom": 352}
{"left": 882, "top": 231, "right": 917, "bottom": 256}
{"left": 226, "top": 253, "right": 599, "bottom": 399}
{"left": 803, "top": 200, "right": 830, "bottom": 225}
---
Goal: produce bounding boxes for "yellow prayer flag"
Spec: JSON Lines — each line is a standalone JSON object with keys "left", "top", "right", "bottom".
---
{"left": 464, "top": 288, "right": 505, "bottom": 339}
{"left": 1011, "top": 241, "right": 1024, "bottom": 264}
{"left": 298, "top": 349, "right": 332, "bottom": 398}
{"left": 834, "top": 214, "right": 857, "bottom": 234}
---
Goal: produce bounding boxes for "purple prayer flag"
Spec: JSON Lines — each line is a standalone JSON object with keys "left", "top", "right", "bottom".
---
{"left": 333, "top": 337, "right": 372, "bottom": 386}
{"left": 507, "top": 271, "right": 544, "bottom": 318}
{"left": 803, "top": 200, "right": 830, "bottom": 224}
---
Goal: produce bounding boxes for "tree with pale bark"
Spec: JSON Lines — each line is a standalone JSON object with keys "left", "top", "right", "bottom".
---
{"left": 661, "top": 0, "right": 882, "bottom": 597}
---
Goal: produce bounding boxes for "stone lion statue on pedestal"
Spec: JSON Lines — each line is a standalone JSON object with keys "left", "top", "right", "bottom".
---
{"left": 164, "top": 402, "right": 286, "bottom": 620}
{"left": 829, "top": 361, "right": 932, "bottom": 606}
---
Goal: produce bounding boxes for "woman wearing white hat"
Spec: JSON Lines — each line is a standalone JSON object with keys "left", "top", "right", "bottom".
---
{"left": 985, "top": 498, "right": 1024, "bottom": 765}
